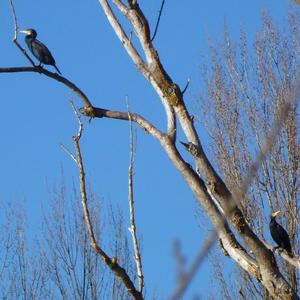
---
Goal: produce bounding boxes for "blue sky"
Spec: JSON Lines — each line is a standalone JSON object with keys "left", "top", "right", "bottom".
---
{"left": 0, "top": 0, "right": 293, "bottom": 298}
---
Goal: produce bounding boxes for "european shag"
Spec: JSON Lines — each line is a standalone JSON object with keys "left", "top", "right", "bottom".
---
{"left": 269, "top": 210, "right": 292, "bottom": 254}
{"left": 20, "top": 29, "right": 61, "bottom": 74}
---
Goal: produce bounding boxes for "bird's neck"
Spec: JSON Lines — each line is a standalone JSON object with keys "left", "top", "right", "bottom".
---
{"left": 25, "top": 35, "right": 35, "bottom": 42}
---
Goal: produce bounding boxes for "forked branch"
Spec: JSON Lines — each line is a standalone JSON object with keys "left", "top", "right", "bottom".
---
{"left": 65, "top": 102, "right": 143, "bottom": 300}
{"left": 100, "top": 0, "right": 176, "bottom": 139}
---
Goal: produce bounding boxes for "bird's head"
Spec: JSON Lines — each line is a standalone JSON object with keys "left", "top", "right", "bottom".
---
{"left": 271, "top": 210, "right": 281, "bottom": 218}
{"left": 20, "top": 28, "right": 37, "bottom": 38}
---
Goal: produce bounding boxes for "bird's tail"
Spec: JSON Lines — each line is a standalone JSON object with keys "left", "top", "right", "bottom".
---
{"left": 54, "top": 64, "right": 62, "bottom": 75}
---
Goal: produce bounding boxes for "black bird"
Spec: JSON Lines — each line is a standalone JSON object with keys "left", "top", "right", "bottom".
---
{"left": 269, "top": 210, "right": 292, "bottom": 255}
{"left": 20, "top": 28, "right": 61, "bottom": 74}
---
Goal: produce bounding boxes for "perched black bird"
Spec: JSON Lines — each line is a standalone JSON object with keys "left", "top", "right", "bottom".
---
{"left": 269, "top": 210, "right": 292, "bottom": 255}
{"left": 20, "top": 28, "right": 61, "bottom": 74}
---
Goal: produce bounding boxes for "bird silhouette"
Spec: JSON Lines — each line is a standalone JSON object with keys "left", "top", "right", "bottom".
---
{"left": 269, "top": 210, "right": 292, "bottom": 255}
{"left": 20, "top": 28, "right": 61, "bottom": 74}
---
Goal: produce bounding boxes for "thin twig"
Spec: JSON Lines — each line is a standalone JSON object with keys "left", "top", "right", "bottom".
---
{"left": 8, "top": 0, "right": 18, "bottom": 39}
{"left": 231, "top": 102, "right": 292, "bottom": 205}
{"left": 60, "top": 143, "right": 77, "bottom": 164}
{"left": 129, "top": 31, "right": 133, "bottom": 43}
{"left": 182, "top": 78, "right": 190, "bottom": 95}
{"left": 170, "top": 231, "right": 217, "bottom": 300}
{"left": 151, "top": 0, "right": 166, "bottom": 41}
{"left": 8, "top": 0, "right": 35, "bottom": 66}
{"left": 173, "top": 240, "right": 186, "bottom": 282}
{"left": 211, "top": 100, "right": 294, "bottom": 222}
{"left": 69, "top": 100, "right": 82, "bottom": 130}
{"left": 59, "top": 101, "right": 82, "bottom": 164}
{"left": 126, "top": 98, "right": 144, "bottom": 293}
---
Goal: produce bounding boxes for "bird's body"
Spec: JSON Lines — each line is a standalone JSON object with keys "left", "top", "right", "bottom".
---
{"left": 269, "top": 211, "right": 292, "bottom": 254}
{"left": 20, "top": 29, "right": 61, "bottom": 74}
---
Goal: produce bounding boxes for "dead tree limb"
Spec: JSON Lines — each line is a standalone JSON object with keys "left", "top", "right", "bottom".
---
{"left": 151, "top": 0, "right": 166, "bottom": 41}
{"left": 64, "top": 101, "right": 144, "bottom": 300}
{"left": 0, "top": 66, "right": 93, "bottom": 108}
{"left": 97, "top": 1, "right": 297, "bottom": 298}
{"left": 127, "top": 100, "right": 144, "bottom": 292}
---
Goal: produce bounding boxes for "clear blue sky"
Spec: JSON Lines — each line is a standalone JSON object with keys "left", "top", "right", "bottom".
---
{"left": 0, "top": 0, "right": 293, "bottom": 298}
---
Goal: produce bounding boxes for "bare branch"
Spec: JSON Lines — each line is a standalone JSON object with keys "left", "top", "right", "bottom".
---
{"left": 70, "top": 100, "right": 82, "bottom": 130}
{"left": 67, "top": 103, "right": 143, "bottom": 300}
{"left": 170, "top": 231, "right": 217, "bottom": 300}
{"left": 99, "top": 0, "right": 176, "bottom": 140}
{"left": 99, "top": 0, "right": 148, "bottom": 75}
{"left": 13, "top": 40, "right": 35, "bottom": 66}
{"left": 231, "top": 101, "right": 292, "bottom": 210}
{"left": 8, "top": 0, "right": 18, "bottom": 39}
{"left": 81, "top": 103, "right": 258, "bottom": 280}
{"left": 60, "top": 143, "right": 77, "bottom": 165}
{"left": 0, "top": 67, "right": 92, "bottom": 108}
{"left": 181, "top": 78, "right": 190, "bottom": 95}
{"left": 81, "top": 103, "right": 259, "bottom": 287}
{"left": 126, "top": 99, "right": 144, "bottom": 293}
{"left": 151, "top": 0, "right": 166, "bottom": 41}
{"left": 178, "top": 98, "right": 297, "bottom": 296}
{"left": 80, "top": 106, "right": 165, "bottom": 140}
{"left": 261, "top": 240, "right": 300, "bottom": 269}
{"left": 172, "top": 240, "right": 186, "bottom": 282}
{"left": 8, "top": 0, "right": 35, "bottom": 66}
{"left": 59, "top": 101, "right": 82, "bottom": 165}
{"left": 198, "top": 99, "right": 294, "bottom": 220}
{"left": 113, "top": 0, "right": 128, "bottom": 14}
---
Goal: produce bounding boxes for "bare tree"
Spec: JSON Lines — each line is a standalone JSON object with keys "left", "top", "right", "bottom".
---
{"left": 41, "top": 179, "right": 135, "bottom": 300}
{"left": 0, "top": 200, "right": 54, "bottom": 300}
{"left": 0, "top": 180, "right": 135, "bottom": 299}
{"left": 199, "top": 12, "right": 299, "bottom": 299}
{"left": 1, "top": 1, "right": 299, "bottom": 299}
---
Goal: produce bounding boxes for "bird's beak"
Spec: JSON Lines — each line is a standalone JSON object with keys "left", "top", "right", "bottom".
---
{"left": 272, "top": 210, "right": 281, "bottom": 217}
{"left": 20, "top": 30, "right": 29, "bottom": 34}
